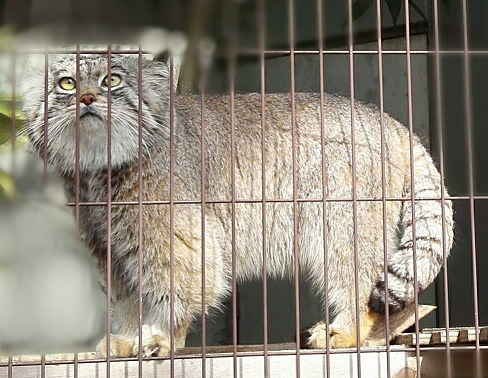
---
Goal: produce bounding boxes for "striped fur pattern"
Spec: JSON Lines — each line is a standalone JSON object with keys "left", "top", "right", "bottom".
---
{"left": 22, "top": 52, "right": 454, "bottom": 354}
{"left": 368, "top": 141, "right": 454, "bottom": 314}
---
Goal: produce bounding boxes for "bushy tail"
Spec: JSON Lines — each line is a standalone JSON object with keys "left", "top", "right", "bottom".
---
{"left": 369, "top": 142, "right": 454, "bottom": 314}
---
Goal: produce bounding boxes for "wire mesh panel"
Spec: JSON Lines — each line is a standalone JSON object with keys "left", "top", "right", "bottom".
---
{"left": 0, "top": 1, "right": 487, "bottom": 378}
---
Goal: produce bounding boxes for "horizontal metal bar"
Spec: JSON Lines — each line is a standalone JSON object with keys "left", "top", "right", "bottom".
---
{"left": 224, "top": 49, "right": 488, "bottom": 56}
{"left": 1, "top": 49, "right": 150, "bottom": 55}
{"left": 6, "top": 48, "right": 488, "bottom": 56}
{"left": 4, "top": 343, "right": 488, "bottom": 368}
{"left": 65, "top": 195, "right": 488, "bottom": 207}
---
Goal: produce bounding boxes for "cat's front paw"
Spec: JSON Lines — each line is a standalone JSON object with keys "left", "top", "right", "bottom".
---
{"left": 96, "top": 334, "right": 135, "bottom": 358}
{"left": 307, "top": 321, "right": 357, "bottom": 349}
{"left": 132, "top": 324, "right": 171, "bottom": 357}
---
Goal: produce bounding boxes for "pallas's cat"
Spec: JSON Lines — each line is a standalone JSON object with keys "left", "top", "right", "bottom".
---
{"left": 22, "top": 51, "right": 454, "bottom": 356}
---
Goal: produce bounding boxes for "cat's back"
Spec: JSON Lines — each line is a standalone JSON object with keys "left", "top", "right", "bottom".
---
{"left": 175, "top": 92, "right": 410, "bottom": 201}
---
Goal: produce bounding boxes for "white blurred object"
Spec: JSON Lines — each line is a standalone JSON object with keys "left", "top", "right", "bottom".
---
{"left": 138, "top": 27, "right": 188, "bottom": 90}
{"left": 0, "top": 150, "right": 105, "bottom": 355}
{"left": 0, "top": 25, "right": 190, "bottom": 93}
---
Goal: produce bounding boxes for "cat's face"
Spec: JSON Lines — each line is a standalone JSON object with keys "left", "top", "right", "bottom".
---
{"left": 22, "top": 53, "right": 170, "bottom": 175}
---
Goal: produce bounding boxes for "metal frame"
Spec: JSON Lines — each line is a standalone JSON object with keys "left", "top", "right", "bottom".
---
{"left": 0, "top": 0, "right": 484, "bottom": 377}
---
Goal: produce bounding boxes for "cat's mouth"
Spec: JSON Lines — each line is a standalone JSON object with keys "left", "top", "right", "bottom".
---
{"left": 79, "top": 106, "right": 103, "bottom": 120}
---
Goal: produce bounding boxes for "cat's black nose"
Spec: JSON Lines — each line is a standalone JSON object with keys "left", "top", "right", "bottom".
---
{"left": 80, "top": 94, "right": 97, "bottom": 105}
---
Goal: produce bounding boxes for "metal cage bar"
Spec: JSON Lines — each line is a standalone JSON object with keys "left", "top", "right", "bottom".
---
{"left": 200, "top": 46, "right": 208, "bottom": 378}
{"left": 287, "top": 0, "right": 302, "bottom": 377}
{"left": 374, "top": 1, "right": 392, "bottom": 378}
{"left": 1, "top": 1, "right": 485, "bottom": 377}
{"left": 432, "top": 0, "right": 452, "bottom": 377}
{"left": 257, "top": 0, "right": 269, "bottom": 377}
{"left": 461, "top": 0, "right": 482, "bottom": 377}
{"left": 227, "top": 3, "right": 239, "bottom": 378}
{"left": 105, "top": 44, "right": 114, "bottom": 378}
{"left": 137, "top": 46, "right": 144, "bottom": 378}
{"left": 316, "top": 0, "right": 332, "bottom": 377}
{"left": 169, "top": 54, "right": 177, "bottom": 378}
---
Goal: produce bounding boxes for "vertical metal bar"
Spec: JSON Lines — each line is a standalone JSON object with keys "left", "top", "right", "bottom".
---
{"left": 403, "top": 2, "right": 421, "bottom": 376}
{"left": 10, "top": 51, "right": 15, "bottom": 154}
{"left": 432, "top": 1, "right": 451, "bottom": 377}
{"left": 169, "top": 54, "right": 176, "bottom": 378}
{"left": 230, "top": 50, "right": 238, "bottom": 378}
{"left": 137, "top": 47, "right": 144, "bottom": 378}
{"left": 374, "top": 2, "right": 391, "bottom": 378}
{"left": 43, "top": 50, "right": 49, "bottom": 181}
{"left": 227, "top": 3, "right": 238, "bottom": 377}
{"left": 460, "top": 1, "right": 481, "bottom": 377}
{"left": 8, "top": 46, "right": 16, "bottom": 378}
{"left": 106, "top": 45, "right": 113, "bottom": 378}
{"left": 287, "top": 0, "right": 301, "bottom": 376}
{"left": 40, "top": 356, "right": 45, "bottom": 378}
{"left": 257, "top": 0, "right": 269, "bottom": 376}
{"left": 346, "top": 0, "right": 361, "bottom": 376}
{"left": 7, "top": 357, "right": 12, "bottom": 378}
{"left": 41, "top": 48, "right": 49, "bottom": 378}
{"left": 200, "top": 50, "right": 207, "bottom": 378}
{"left": 73, "top": 44, "right": 82, "bottom": 378}
{"left": 75, "top": 48, "right": 81, "bottom": 250}
{"left": 316, "top": 1, "right": 331, "bottom": 377}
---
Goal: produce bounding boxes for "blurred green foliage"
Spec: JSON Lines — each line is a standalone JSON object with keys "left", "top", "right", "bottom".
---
{"left": 0, "top": 28, "right": 26, "bottom": 201}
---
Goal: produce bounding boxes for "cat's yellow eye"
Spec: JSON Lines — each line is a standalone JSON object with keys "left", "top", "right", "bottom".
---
{"left": 59, "top": 77, "right": 76, "bottom": 91}
{"left": 103, "top": 74, "right": 122, "bottom": 88}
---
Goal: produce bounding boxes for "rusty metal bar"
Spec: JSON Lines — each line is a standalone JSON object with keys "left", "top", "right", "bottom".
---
{"left": 74, "top": 47, "right": 81, "bottom": 254}
{"left": 105, "top": 44, "right": 114, "bottom": 378}
{"left": 137, "top": 46, "right": 144, "bottom": 378}
{"left": 257, "top": 0, "right": 269, "bottom": 376}
{"left": 432, "top": 1, "right": 452, "bottom": 377}
{"left": 403, "top": 2, "right": 421, "bottom": 377}
{"left": 200, "top": 46, "right": 208, "bottom": 378}
{"left": 64, "top": 194, "right": 488, "bottom": 207}
{"left": 346, "top": 0, "right": 362, "bottom": 376}
{"left": 169, "top": 54, "right": 176, "bottom": 378}
{"left": 42, "top": 50, "right": 49, "bottom": 182}
{"left": 374, "top": 1, "right": 391, "bottom": 378}
{"left": 316, "top": 0, "right": 331, "bottom": 377}
{"left": 287, "top": 0, "right": 302, "bottom": 376}
{"left": 73, "top": 43, "right": 82, "bottom": 378}
{"left": 226, "top": 3, "right": 238, "bottom": 376}
{"left": 8, "top": 49, "right": 15, "bottom": 378}
{"left": 9, "top": 49, "right": 15, "bottom": 174}
{"left": 460, "top": 1, "right": 482, "bottom": 377}
{"left": 226, "top": 49, "right": 488, "bottom": 55}
{"left": 15, "top": 47, "right": 488, "bottom": 56}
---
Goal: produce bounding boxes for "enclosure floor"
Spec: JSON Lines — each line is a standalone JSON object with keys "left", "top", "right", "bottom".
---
{"left": 0, "top": 344, "right": 418, "bottom": 378}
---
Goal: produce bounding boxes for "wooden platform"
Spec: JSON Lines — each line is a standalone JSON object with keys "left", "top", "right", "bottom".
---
{"left": 394, "top": 326, "right": 488, "bottom": 346}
